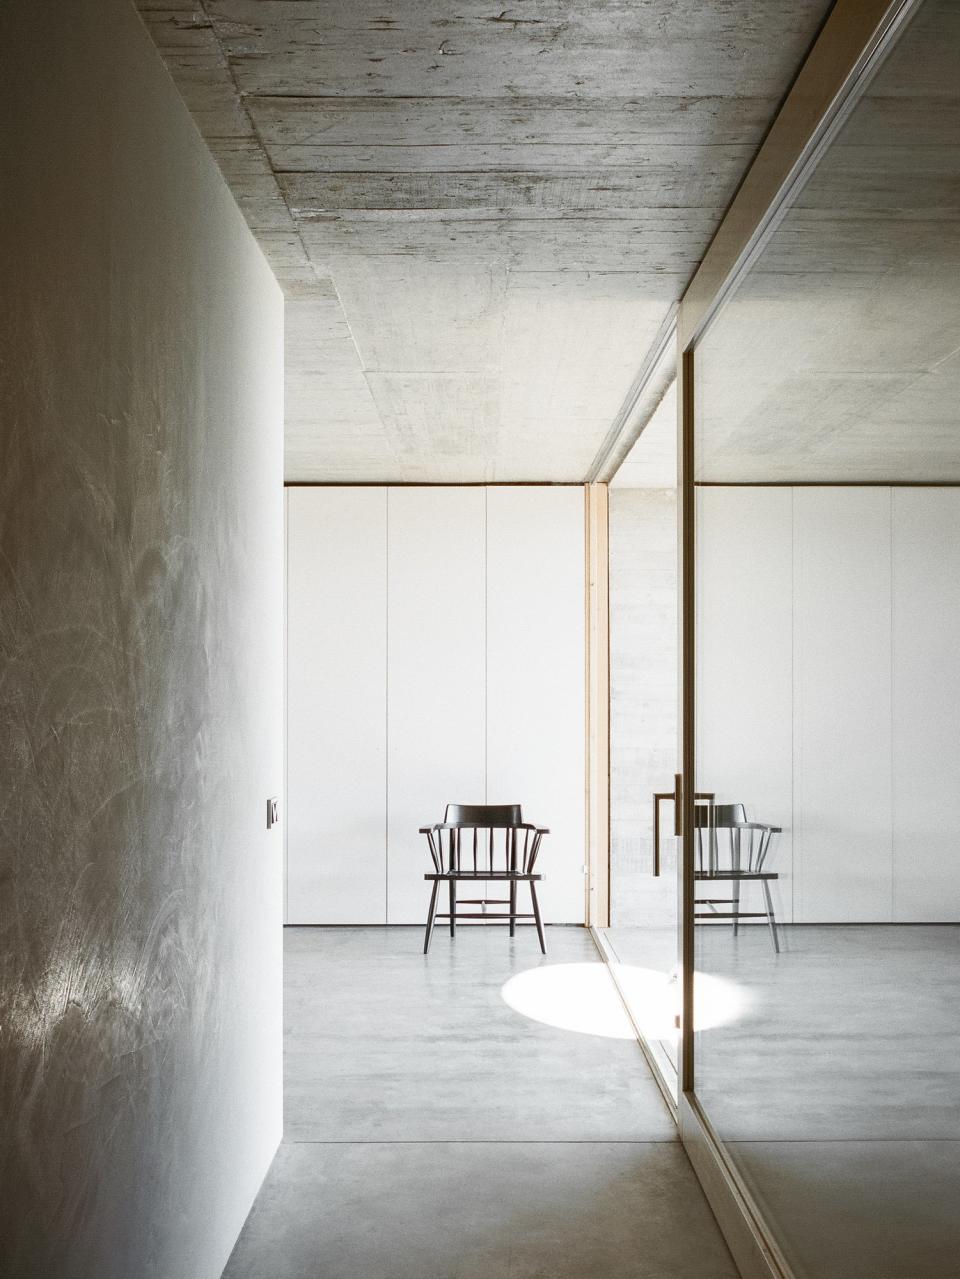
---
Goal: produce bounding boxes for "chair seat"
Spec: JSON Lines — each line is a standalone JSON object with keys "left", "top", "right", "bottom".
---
{"left": 425, "top": 871, "right": 543, "bottom": 881}
{"left": 695, "top": 870, "right": 778, "bottom": 881}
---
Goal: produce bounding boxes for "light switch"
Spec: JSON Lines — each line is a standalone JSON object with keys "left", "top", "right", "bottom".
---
{"left": 267, "top": 796, "right": 280, "bottom": 829}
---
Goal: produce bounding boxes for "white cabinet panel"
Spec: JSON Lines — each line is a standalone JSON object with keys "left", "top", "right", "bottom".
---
{"left": 696, "top": 487, "right": 794, "bottom": 922}
{"left": 892, "top": 489, "right": 960, "bottom": 922}
{"left": 486, "top": 487, "right": 586, "bottom": 923}
{"left": 386, "top": 487, "right": 486, "bottom": 923}
{"left": 286, "top": 488, "right": 387, "bottom": 923}
{"left": 793, "top": 488, "right": 892, "bottom": 921}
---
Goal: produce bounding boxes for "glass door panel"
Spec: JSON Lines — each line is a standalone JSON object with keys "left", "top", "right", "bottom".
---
{"left": 604, "top": 387, "right": 680, "bottom": 1098}
{"left": 690, "top": 1, "right": 960, "bottom": 1271}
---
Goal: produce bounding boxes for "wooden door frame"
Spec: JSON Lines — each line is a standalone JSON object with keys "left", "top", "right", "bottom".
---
{"left": 585, "top": 482, "right": 610, "bottom": 927}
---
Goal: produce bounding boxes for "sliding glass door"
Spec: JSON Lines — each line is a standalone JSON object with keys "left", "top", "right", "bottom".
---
{"left": 685, "top": 0, "right": 960, "bottom": 1272}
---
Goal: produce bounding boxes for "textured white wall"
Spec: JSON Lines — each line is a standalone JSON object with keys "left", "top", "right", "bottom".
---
{"left": 0, "top": 2, "right": 284, "bottom": 1275}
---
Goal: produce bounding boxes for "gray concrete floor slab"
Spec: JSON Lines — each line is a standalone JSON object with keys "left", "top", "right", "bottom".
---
{"left": 284, "top": 925, "right": 676, "bottom": 1143}
{"left": 730, "top": 1140, "right": 960, "bottom": 1279}
{"left": 225, "top": 1141, "right": 740, "bottom": 1279}
{"left": 691, "top": 924, "right": 960, "bottom": 1277}
{"left": 694, "top": 924, "right": 960, "bottom": 1142}
{"left": 222, "top": 926, "right": 739, "bottom": 1278}
{"left": 601, "top": 924, "right": 680, "bottom": 1075}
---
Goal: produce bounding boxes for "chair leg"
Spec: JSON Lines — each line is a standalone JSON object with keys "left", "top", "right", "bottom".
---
{"left": 529, "top": 881, "right": 546, "bottom": 954}
{"left": 761, "top": 880, "right": 780, "bottom": 954}
{"left": 423, "top": 881, "right": 439, "bottom": 955}
{"left": 732, "top": 878, "right": 741, "bottom": 937}
{"left": 448, "top": 880, "right": 456, "bottom": 936}
{"left": 509, "top": 879, "right": 517, "bottom": 938}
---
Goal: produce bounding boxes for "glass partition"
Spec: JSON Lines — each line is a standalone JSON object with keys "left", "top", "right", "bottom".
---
{"left": 692, "top": 0, "right": 960, "bottom": 1272}
{"left": 604, "top": 382, "right": 680, "bottom": 1096}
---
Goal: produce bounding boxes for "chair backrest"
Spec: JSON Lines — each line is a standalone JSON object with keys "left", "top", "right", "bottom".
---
{"left": 694, "top": 803, "right": 747, "bottom": 828}
{"left": 444, "top": 803, "right": 522, "bottom": 827}
{"left": 427, "top": 804, "right": 543, "bottom": 876}
{"left": 693, "top": 802, "right": 775, "bottom": 875}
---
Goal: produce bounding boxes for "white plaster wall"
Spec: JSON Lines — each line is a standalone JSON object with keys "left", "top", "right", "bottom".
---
{"left": 286, "top": 486, "right": 587, "bottom": 925}
{"left": 486, "top": 485, "right": 587, "bottom": 924}
{"left": 286, "top": 488, "right": 388, "bottom": 924}
{"left": 891, "top": 489, "right": 960, "bottom": 920}
{"left": 0, "top": 2, "right": 284, "bottom": 1276}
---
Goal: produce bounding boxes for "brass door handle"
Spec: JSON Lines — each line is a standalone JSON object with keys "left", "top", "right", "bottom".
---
{"left": 674, "top": 772, "right": 683, "bottom": 836}
{"left": 653, "top": 792, "right": 670, "bottom": 877}
{"left": 651, "top": 777, "right": 682, "bottom": 877}
{"left": 651, "top": 779, "right": 715, "bottom": 877}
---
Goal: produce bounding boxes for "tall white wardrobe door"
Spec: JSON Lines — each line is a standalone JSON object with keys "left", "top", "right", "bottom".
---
{"left": 387, "top": 487, "right": 486, "bottom": 924}
{"left": 892, "top": 489, "right": 960, "bottom": 921}
{"left": 793, "top": 487, "right": 892, "bottom": 921}
{"left": 486, "top": 486, "right": 586, "bottom": 923}
{"left": 286, "top": 488, "right": 387, "bottom": 924}
{"left": 696, "top": 486, "right": 793, "bottom": 922}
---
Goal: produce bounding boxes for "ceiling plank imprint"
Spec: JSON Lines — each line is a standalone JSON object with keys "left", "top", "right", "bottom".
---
{"left": 694, "top": 0, "right": 960, "bottom": 485}
{"left": 137, "top": 0, "right": 833, "bottom": 481}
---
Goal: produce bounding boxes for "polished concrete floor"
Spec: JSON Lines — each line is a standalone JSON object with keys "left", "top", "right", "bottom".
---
{"left": 695, "top": 924, "right": 960, "bottom": 1143}
{"left": 602, "top": 924, "right": 679, "bottom": 1074}
{"left": 222, "top": 926, "right": 739, "bottom": 1278}
{"left": 602, "top": 920, "right": 960, "bottom": 1277}
{"left": 698, "top": 924, "right": 960, "bottom": 1278}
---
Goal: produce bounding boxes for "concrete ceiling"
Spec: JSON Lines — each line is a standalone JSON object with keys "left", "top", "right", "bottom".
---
{"left": 695, "top": 0, "right": 960, "bottom": 484}
{"left": 137, "top": 0, "right": 832, "bottom": 481}
{"left": 610, "top": 380, "right": 677, "bottom": 488}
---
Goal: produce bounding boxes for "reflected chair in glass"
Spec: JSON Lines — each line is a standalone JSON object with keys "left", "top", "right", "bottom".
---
{"left": 694, "top": 802, "right": 781, "bottom": 952}
{"left": 420, "top": 804, "right": 549, "bottom": 955}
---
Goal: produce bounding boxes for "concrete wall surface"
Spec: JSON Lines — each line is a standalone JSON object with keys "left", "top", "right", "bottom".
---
{"left": 608, "top": 488, "right": 679, "bottom": 927}
{"left": 0, "top": 2, "right": 284, "bottom": 1275}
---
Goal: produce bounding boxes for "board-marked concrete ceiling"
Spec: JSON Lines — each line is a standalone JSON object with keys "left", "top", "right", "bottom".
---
{"left": 137, "top": 0, "right": 832, "bottom": 481}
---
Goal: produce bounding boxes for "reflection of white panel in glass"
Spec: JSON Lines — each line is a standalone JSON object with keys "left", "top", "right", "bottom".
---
{"left": 286, "top": 488, "right": 387, "bottom": 923}
{"left": 387, "top": 487, "right": 486, "bottom": 924}
{"left": 696, "top": 487, "right": 793, "bottom": 923}
{"left": 892, "top": 489, "right": 960, "bottom": 922}
{"left": 486, "top": 487, "right": 586, "bottom": 924}
{"left": 793, "top": 487, "right": 892, "bottom": 922}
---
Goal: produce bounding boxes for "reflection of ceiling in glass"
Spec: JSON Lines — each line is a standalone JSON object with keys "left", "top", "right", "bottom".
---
{"left": 695, "top": 0, "right": 960, "bottom": 483}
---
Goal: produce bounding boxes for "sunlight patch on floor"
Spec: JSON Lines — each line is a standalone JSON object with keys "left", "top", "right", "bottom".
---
{"left": 501, "top": 962, "right": 749, "bottom": 1041}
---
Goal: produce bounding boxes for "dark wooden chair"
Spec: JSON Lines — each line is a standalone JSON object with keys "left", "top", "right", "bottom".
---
{"left": 694, "top": 802, "right": 782, "bottom": 953}
{"left": 420, "top": 804, "right": 549, "bottom": 954}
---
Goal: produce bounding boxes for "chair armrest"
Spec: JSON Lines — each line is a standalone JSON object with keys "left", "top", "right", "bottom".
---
{"left": 739, "top": 821, "right": 782, "bottom": 834}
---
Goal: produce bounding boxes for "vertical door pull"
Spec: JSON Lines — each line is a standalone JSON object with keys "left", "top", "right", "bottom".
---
{"left": 673, "top": 773, "right": 683, "bottom": 836}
